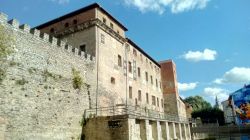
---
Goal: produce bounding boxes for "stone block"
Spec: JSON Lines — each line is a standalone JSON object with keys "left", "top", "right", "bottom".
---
{"left": 30, "top": 28, "right": 40, "bottom": 37}
{"left": 19, "top": 24, "right": 31, "bottom": 32}
{"left": 8, "top": 19, "right": 19, "bottom": 28}
{"left": 0, "top": 12, "right": 8, "bottom": 23}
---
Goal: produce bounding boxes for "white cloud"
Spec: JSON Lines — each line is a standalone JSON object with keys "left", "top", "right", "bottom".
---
{"left": 49, "top": 0, "right": 70, "bottom": 4}
{"left": 178, "top": 82, "right": 198, "bottom": 91}
{"left": 214, "top": 67, "right": 250, "bottom": 84}
{"left": 123, "top": 0, "right": 210, "bottom": 14}
{"left": 181, "top": 48, "right": 217, "bottom": 62}
{"left": 203, "top": 87, "right": 229, "bottom": 102}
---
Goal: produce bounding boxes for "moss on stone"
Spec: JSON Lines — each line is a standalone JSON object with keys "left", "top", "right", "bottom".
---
{"left": 72, "top": 68, "right": 83, "bottom": 90}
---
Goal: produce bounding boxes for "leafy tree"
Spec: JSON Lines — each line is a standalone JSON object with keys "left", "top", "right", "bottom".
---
{"left": 184, "top": 96, "right": 212, "bottom": 111}
{"left": 192, "top": 107, "right": 225, "bottom": 125}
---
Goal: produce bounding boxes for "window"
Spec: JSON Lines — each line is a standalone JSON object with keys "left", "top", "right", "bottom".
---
{"left": 118, "top": 55, "right": 122, "bottom": 67}
{"left": 161, "top": 99, "right": 164, "bottom": 108}
{"left": 140, "top": 54, "right": 143, "bottom": 62}
{"left": 150, "top": 76, "right": 153, "bottom": 84}
{"left": 159, "top": 81, "right": 161, "bottom": 89}
{"left": 111, "top": 77, "right": 115, "bottom": 84}
{"left": 64, "top": 22, "right": 69, "bottom": 28}
{"left": 146, "top": 93, "right": 149, "bottom": 103}
{"left": 156, "top": 79, "right": 158, "bottom": 87}
{"left": 101, "top": 34, "right": 105, "bottom": 44}
{"left": 50, "top": 28, "right": 55, "bottom": 33}
{"left": 157, "top": 98, "right": 159, "bottom": 107}
{"left": 128, "top": 61, "right": 132, "bottom": 73}
{"left": 117, "top": 30, "right": 120, "bottom": 34}
{"left": 145, "top": 72, "right": 148, "bottom": 81}
{"left": 137, "top": 67, "right": 141, "bottom": 77}
{"left": 103, "top": 18, "right": 106, "bottom": 24}
{"left": 135, "top": 98, "right": 138, "bottom": 106}
{"left": 138, "top": 90, "right": 141, "bottom": 101}
{"left": 152, "top": 96, "right": 156, "bottom": 106}
{"left": 73, "top": 19, "right": 78, "bottom": 24}
{"left": 133, "top": 49, "right": 137, "bottom": 56}
{"left": 80, "top": 44, "right": 86, "bottom": 53}
{"left": 129, "top": 86, "right": 132, "bottom": 99}
{"left": 110, "top": 23, "right": 113, "bottom": 29}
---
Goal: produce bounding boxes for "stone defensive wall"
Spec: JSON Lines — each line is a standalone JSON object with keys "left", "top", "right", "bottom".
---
{"left": 0, "top": 12, "right": 97, "bottom": 140}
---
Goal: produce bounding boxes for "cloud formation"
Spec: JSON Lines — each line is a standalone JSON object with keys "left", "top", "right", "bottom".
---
{"left": 214, "top": 67, "right": 250, "bottom": 84}
{"left": 203, "top": 87, "right": 229, "bottom": 102}
{"left": 123, "top": 0, "right": 210, "bottom": 14}
{"left": 178, "top": 82, "right": 198, "bottom": 91}
{"left": 49, "top": 0, "right": 69, "bottom": 4}
{"left": 181, "top": 49, "right": 217, "bottom": 62}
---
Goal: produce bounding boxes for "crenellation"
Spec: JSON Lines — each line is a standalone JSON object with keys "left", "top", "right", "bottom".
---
{"left": 67, "top": 45, "right": 72, "bottom": 53}
{"left": 87, "top": 54, "right": 91, "bottom": 61}
{"left": 8, "top": 19, "right": 19, "bottom": 28}
{"left": 58, "top": 40, "right": 66, "bottom": 48}
{"left": 49, "top": 36, "right": 58, "bottom": 46}
{"left": 40, "top": 32, "right": 49, "bottom": 42}
{"left": 72, "top": 47, "right": 79, "bottom": 56}
{"left": 30, "top": 28, "right": 40, "bottom": 37}
{"left": 79, "top": 51, "right": 85, "bottom": 59}
{"left": 0, "top": 12, "right": 8, "bottom": 23}
{"left": 19, "top": 24, "right": 31, "bottom": 32}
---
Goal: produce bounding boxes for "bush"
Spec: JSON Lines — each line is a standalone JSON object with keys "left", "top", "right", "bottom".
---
{"left": 72, "top": 68, "right": 83, "bottom": 90}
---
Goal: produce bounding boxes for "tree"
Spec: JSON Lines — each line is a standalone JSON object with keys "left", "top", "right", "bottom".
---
{"left": 184, "top": 96, "right": 212, "bottom": 111}
{"left": 192, "top": 107, "right": 225, "bottom": 125}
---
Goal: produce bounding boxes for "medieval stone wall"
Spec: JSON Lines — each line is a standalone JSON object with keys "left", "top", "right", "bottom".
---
{"left": 0, "top": 13, "right": 96, "bottom": 140}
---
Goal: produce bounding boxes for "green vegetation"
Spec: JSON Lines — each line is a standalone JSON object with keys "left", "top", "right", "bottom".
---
{"left": 186, "top": 96, "right": 225, "bottom": 125}
{"left": 16, "top": 78, "right": 28, "bottom": 85}
{"left": 72, "top": 68, "right": 83, "bottom": 90}
{"left": 0, "top": 25, "right": 15, "bottom": 84}
{"left": 0, "top": 68, "right": 6, "bottom": 83}
{"left": 42, "top": 69, "right": 62, "bottom": 81}
{"left": 184, "top": 95, "right": 212, "bottom": 111}
{"left": 0, "top": 25, "right": 14, "bottom": 60}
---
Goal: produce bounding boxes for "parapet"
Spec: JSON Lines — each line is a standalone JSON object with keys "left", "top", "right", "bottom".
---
{"left": 0, "top": 12, "right": 95, "bottom": 62}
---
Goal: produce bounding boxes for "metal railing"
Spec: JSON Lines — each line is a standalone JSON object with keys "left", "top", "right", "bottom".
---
{"left": 84, "top": 105, "right": 189, "bottom": 123}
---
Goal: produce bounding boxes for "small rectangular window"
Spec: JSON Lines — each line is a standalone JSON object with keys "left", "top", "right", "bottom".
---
{"left": 101, "top": 34, "right": 105, "bottom": 44}
{"left": 111, "top": 77, "right": 115, "bottom": 84}
{"left": 129, "top": 86, "right": 132, "bottom": 99}
{"left": 118, "top": 55, "right": 122, "bottom": 67}
{"left": 156, "top": 79, "right": 158, "bottom": 87}
{"left": 152, "top": 96, "right": 156, "bottom": 106}
{"left": 133, "top": 49, "right": 137, "bottom": 56}
{"left": 128, "top": 61, "right": 132, "bottom": 73}
{"left": 103, "top": 18, "right": 106, "bottom": 24}
{"left": 157, "top": 98, "right": 159, "bottom": 107}
{"left": 110, "top": 23, "right": 113, "bottom": 29}
{"left": 146, "top": 93, "right": 149, "bottom": 104}
{"left": 138, "top": 90, "right": 141, "bottom": 101}
{"left": 137, "top": 67, "right": 141, "bottom": 77}
{"left": 161, "top": 99, "right": 164, "bottom": 108}
{"left": 80, "top": 44, "right": 86, "bottom": 52}
{"left": 150, "top": 75, "right": 153, "bottom": 84}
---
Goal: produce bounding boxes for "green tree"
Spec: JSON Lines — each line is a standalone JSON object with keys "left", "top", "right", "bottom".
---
{"left": 184, "top": 96, "right": 212, "bottom": 111}
{"left": 192, "top": 107, "right": 225, "bottom": 125}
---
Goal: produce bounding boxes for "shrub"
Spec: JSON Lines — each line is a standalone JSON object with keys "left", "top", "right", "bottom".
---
{"left": 72, "top": 68, "right": 83, "bottom": 90}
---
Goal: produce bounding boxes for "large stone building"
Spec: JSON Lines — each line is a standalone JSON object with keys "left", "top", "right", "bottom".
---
{"left": 0, "top": 3, "right": 193, "bottom": 140}
{"left": 36, "top": 3, "right": 164, "bottom": 112}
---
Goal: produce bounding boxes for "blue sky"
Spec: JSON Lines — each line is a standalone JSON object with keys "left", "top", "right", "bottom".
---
{"left": 1, "top": 0, "right": 250, "bottom": 105}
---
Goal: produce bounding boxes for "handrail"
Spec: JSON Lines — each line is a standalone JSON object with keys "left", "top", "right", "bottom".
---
{"left": 84, "top": 105, "right": 189, "bottom": 123}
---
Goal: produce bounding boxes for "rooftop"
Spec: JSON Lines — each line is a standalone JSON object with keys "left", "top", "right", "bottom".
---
{"left": 35, "top": 3, "right": 128, "bottom": 31}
